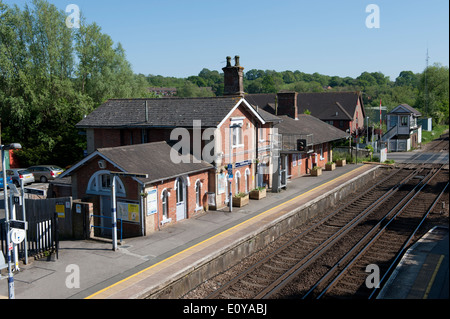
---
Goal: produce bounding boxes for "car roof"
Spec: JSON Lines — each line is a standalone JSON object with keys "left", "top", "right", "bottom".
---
{"left": 29, "top": 165, "right": 61, "bottom": 168}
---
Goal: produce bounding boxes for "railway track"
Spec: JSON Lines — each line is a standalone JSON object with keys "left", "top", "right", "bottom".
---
{"left": 299, "top": 165, "right": 449, "bottom": 299}
{"left": 197, "top": 164, "right": 447, "bottom": 299}
{"left": 424, "top": 132, "right": 449, "bottom": 152}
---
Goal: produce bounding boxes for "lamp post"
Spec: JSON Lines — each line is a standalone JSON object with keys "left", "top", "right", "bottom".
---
{"left": 1, "top": 143, "right": 22, "bottom": 299}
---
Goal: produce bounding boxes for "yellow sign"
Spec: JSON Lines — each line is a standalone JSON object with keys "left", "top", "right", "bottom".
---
{"left": 117, "top": 202, "right": 140, "bottom": 223}
{"left": 56, "top": 204, "right": 65, "bottom": 218}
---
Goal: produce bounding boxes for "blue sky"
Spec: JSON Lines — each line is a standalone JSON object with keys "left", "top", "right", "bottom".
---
{"left": 5, "top": 0, "right": 449, "bottom": 80}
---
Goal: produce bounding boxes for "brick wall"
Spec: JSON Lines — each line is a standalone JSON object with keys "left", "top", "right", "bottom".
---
{"left": 286, "top": 142, "right": 330, "bottom": 178}
{"left": 144, "top": 170, "right": 209, "bottom": 234}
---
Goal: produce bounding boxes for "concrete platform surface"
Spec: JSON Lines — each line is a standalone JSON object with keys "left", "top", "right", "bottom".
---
{"left": 378, "top": 226, "right": 449, "bottom": 299}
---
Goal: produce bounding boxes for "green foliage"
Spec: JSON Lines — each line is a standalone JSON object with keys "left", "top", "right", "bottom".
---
{"left": 1, "top": 0, "right": 448, "bottom": 169}
{"left": 0, "top": 0, "right": 152, "bottom": 167}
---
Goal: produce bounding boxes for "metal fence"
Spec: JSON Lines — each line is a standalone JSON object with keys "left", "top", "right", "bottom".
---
{"left": 1, "top": 213, "right": 59, "bottom": 263}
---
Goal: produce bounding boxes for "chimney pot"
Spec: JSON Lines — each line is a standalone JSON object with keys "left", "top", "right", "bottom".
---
{"left": 226, "top": 56, "right": 232, "bottom": 67}
{"left": 234, "top": 56, "right": 240, "bottom": 66}
{"left": 222, "top": 55, "right": 244, "bottom": 96}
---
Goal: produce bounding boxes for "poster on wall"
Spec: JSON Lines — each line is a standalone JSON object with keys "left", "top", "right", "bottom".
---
{"left": 218, "top": 173, "right": 226, "bottom": 194}
{"left": 147, "top": 187, "right": 158, "bottom": 216}
{"left": 117, "top": 202, "right": 140, "bottom": 223}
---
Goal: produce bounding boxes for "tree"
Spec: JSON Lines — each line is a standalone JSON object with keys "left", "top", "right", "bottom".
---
{"left": 395, "top": 71, "right": 419, "bottom": 87}
{"left": 261, "top": 75, "right": 277, "bottom": 93}
{"left": 416, "top": 63, "right": 449, "bottom": 124}
{"left": 0, "top": 0, "right": 151, "bottom": 167}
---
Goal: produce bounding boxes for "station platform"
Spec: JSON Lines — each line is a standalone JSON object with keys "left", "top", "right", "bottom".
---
{"left": 1, "top": 164, "right": 379, "bottom": 299}
{"left": 378, "top": 226, "right": 449, "bottom": 299}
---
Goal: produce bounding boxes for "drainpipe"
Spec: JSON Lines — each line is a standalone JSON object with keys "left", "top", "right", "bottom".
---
{"left": 140, "top": 184, "right": 145, "bottom": 236}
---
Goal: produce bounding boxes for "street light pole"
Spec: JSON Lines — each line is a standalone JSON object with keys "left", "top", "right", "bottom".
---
{"left": 1, "top": 143, "right": 22, "bottom": 299}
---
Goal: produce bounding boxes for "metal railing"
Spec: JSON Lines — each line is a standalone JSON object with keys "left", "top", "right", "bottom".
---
{"left": 90, "top": 214, "right": 123, "bottom": 243}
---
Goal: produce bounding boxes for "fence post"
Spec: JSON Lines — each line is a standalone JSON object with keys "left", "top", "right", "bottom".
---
{"left": 54, "top": 213, "right": 59, "bottom": 260}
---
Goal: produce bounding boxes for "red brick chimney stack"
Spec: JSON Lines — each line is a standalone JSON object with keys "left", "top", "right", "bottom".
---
{"left": 276, "top": 91, "right": 298, "bottom": 120}
{"left": 223, "top": 56, "right": 244, "bottom": 96}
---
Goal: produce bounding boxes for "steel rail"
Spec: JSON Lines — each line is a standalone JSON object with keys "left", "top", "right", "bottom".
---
{"left": 368, "top": 181, "right": 449, "bottom": 298}
{"left": 205, "top": 168, "right": 403, "bottom": 299}
{"left": 205, "top": 168, "right": 406, "bottom": 299}
{"left": 257, "top": 167, "right": 429, "bottom": 299}
{"left": 311, "top": 164, "right": 446, "bottom": 299}
{"left": 263, "top": 166, "right": 438, "bottom": 299}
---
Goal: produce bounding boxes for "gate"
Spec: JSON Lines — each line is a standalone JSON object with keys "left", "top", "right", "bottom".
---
{"left": 1, "top": 213, "right": 59, "bottom": 262}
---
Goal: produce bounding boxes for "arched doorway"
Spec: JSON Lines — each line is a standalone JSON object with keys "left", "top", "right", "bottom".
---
{"left": 175, "top": 177, "right": 186, "bottom": 221}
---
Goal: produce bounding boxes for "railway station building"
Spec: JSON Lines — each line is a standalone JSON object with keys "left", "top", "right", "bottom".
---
{"left": 66, "top": 56, "right": 350, "bottom": 237}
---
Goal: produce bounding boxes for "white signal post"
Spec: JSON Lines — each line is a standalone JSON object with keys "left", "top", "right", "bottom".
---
{"left": 109, "top": 172, "right": 148, "bottom": 251}
{"left": 1, "top": 143, "right": 22, "bottom": 299}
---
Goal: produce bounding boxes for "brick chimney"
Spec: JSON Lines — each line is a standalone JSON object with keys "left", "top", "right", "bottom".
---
{"left": 222, "top": 56, "right": 244, "bottom": 96}
{"left": 276, "top": 91, "right": 298, "bottom": 120}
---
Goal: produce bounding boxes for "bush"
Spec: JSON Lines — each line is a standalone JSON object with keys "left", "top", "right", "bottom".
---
{"left": 234, "top": 192, "right": 248, "bottom": 198}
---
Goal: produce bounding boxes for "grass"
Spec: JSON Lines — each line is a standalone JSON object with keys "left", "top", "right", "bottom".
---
{"left": 422, "top": 124, "right": 449, "bottom": 145}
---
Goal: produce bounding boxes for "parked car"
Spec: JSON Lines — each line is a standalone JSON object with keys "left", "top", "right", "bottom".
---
{"left": 6, "top": 168, "right": 35, "bottom": 187}
{"left": 27, "top": 165, "right": 64, "bottom": 183}
{"left": 0, "top": 176, "right": 13, "bottom": 190}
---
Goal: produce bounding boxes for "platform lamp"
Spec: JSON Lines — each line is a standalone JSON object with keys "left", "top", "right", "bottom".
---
{"left": 1, "top": 143, "right": 22, "bottom": 299}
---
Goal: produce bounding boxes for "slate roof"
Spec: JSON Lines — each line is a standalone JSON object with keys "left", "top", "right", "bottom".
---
{"left": 388, "top": 104, "right": 422, "bottom": 117}
{"left": 274, "top": 114, "right": 350, "bottom": 145}
{"left": 76, "top": 96, "right": 245, "bottom": 129}
{"left": 61, "top": 141, "right": 213, "bottom": 185}
{"left": 245, "top": 91, "right": 364, "bottom": 121}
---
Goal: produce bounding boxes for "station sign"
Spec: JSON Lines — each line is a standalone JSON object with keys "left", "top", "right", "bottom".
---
{"left": 10, "top": 228, "right": 26, "bottom": 244}
{"left": 9, "top": 220, "right": 27, "bottom": 231}
{"left": 24, "top": 187, "right": 47, "bottom": 196}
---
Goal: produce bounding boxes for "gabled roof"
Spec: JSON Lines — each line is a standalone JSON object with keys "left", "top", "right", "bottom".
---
{"left": 76, "top": 96, "right": 265, "bottom": 129}
{"left": 245, "top": 91, "right": 364, "bottom": 121}
{"left": 388, "top": 104, "right": 422, "bottom": 117}
{"left": 274, "top": 114, "right": 350, "bottom": 145}
{"left": 60, "top": 141, "right": 213, "bottom": 185}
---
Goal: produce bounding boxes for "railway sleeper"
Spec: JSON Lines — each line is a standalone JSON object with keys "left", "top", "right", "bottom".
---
{"left": 263, "top": 263, "right": 290, "bottom": 272}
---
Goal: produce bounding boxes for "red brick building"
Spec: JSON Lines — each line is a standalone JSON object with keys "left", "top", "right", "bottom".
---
{"left": 67, "top": 56, "right": 350, "bottom": 237}
{"left": 60, "top": 142, "right": 213, "bottom": 236}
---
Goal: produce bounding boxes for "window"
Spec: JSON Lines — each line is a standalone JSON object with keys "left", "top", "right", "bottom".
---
{"left": 162, "top": 189, "right": 169, "bottom": 219}
{"left": 87, "top": 170, "right": 126, "bottom": 196}
{"left": 176, "top": 178, "right": 184, "bottom": 203}
{"left": 195, "top": 180, "right": 202, "bottom": 208}
{"left": 235, "top": 171, "right": 241, "bottom": 195}
{"left": 400, "top": 116, "right": 408, "bottom": 127}
{"left": 231, "top": 119, "right": 243, "bottom": 147}
{"left": 245, "top": 168, "right": 251, "bottom": 193}
{"left": 101, "top": 174, "right": 111, "bottom": 190}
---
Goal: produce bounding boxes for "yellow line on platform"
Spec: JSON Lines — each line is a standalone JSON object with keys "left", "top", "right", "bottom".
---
{"left": 423, "top": 254, "right": 445, "bottom": 299}
{"left": 86, "top": 165, "right": 369, "bottom": 299}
